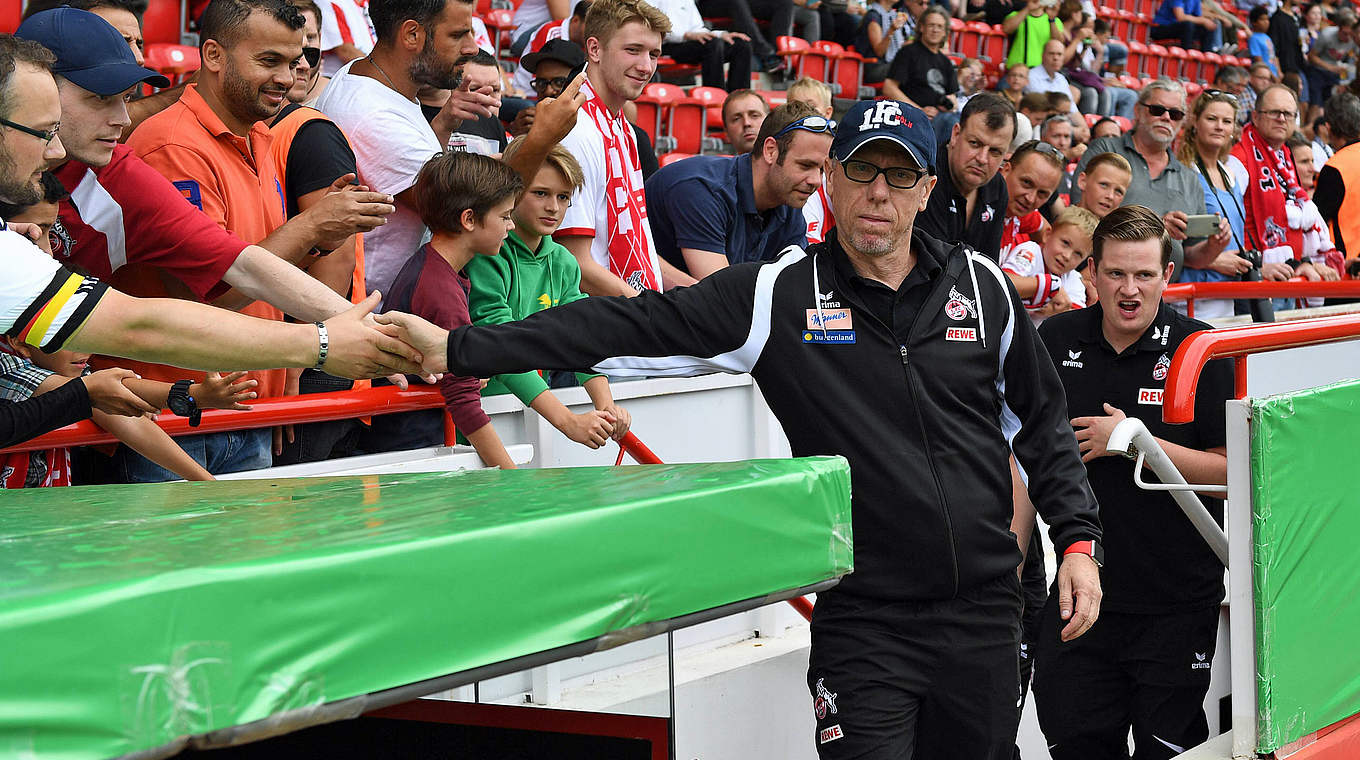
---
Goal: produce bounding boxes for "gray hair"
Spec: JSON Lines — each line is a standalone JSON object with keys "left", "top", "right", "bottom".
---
{"left": 1138, "top": 77, "right": 1186, "bottom": 106}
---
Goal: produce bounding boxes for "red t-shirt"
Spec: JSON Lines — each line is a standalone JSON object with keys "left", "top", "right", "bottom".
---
{"left": 384, "top": 244, "right": 491, "bottom": 435}
{"left": 50, "top": 144, "right": 247, "bottom": 300}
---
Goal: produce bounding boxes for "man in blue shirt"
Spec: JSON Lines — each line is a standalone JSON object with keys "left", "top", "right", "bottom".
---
{"left": 646, "top": 102, "right": 830, "bottom": 279}
{"left": 1151, "top": 0, "right": 1220, "bottom": 52}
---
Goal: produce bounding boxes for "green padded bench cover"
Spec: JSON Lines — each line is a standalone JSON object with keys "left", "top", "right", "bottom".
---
{"left": 1251, "top": 379, "right": 1360, "bottom": 752}
{"left": 0, "top": 458, "right": 852, "bottom": 760}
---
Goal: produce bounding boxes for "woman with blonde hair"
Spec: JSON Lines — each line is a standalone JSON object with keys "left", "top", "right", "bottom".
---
{"left": 1175, "top": 89, "right": 1255, "bottom": 318}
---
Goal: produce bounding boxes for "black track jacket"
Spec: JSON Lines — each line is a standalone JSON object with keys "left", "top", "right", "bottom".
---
{"left": 445, "top": 228, "right": 1101, "bottom": 601}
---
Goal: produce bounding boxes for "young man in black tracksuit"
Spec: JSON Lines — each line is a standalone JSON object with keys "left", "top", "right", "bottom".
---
{"left": 1033, "top": 205, "right": 1233, "bottom": 760}
{"left": 381, "top": 100, "right": 1104, "bottom": 759}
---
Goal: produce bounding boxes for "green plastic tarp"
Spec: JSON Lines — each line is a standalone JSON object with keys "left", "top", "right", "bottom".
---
{"left": 1251, "top": 379, "right": 1360, "bottom": 752}
{"left": 0, "top": 458, "right": 853, "bottom": 760}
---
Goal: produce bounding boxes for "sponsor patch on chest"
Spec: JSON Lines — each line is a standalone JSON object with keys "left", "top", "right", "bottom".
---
{"left": 819, "top": 725, "right": 844, "bottom": 744}
{"left": 803, "top": 308, "right": 855, "bottom": 343}
{"left": 946, "top": 326, "right": 977, "bottom": 342}
{"left": 1138, "top": 387, "right": 1164, "bottom": 405}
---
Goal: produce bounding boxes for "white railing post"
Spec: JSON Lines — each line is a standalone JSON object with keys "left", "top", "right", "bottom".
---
{"left": 1225, "top": 400, "right": 1258, "bottom": 759}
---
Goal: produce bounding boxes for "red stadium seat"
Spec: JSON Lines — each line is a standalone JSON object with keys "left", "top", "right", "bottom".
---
{"left": 1185, "top": 81, "right": 1203, "bottom": 98}
{"left": 635, "top": 82, "right": 685, "bottom": 144}
{"left": 800, "top": 40, "right": 843, "bottom": 81}
{"left": 657, "top": 56, "right": 702, "bottom": 84}
{"left": 143, "top": 0, "right": 184, "bottom": 45}
{"left": 949, "top": 17, "right": 966, "bottom": 54}
{"left": 755, "top": 89, "right": 788, "bottom": 107}
{"left": 1202, "top": 51, "right": 1223, "bottom": 82}
{"left": 1182, "top": 47, "right": 1206, "bottom": 81}
{"left": 1148, "top": 43, "right": 1171, "bottom": 77}
{"left": 979, "top": 23, "right": 1006, "bottom": 63}
{"left": 1085, "top": 112, "right": 1104, "bottom": 127}
{"left": 668, "top": 97, "right": 709, "bottom": 154}
{"left": 659, "top": 152, "right": 695, "bottom": 167}
{"left": 687, "top": 85, "right": 728, "bottom": 131}
{"left": 1113, "top": 115, "right": 1133, "bottom": 131}
{"left": 777, "top": 35, "right": 811, "bottom": 73}
{"left": 143, "top": 43, "right": 200, "bottom": 84}
{"left": 832, "top": 50, "right": 868, "bottom": 98}
{"left": 482, "top": 8, "right": 515, "bottom": 59}
{"left": 0, "top": 0, "right": 19, "bottom": 34}
{"left": 1127, "top": 40, "right": 1148, "bottom": 77}
{"left": 956, "top": 21, "right": 985, "bottom": 59}
{"left": 1120, "top": 72, "right": 1143, "bottom": 89}
{"left": 1163, "top": 46, "right": 1187, "bottom": 79}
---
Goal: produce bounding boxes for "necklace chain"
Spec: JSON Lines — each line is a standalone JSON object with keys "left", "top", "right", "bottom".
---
{"left": 365, "top": 55, "right": 416, "bottom": 104}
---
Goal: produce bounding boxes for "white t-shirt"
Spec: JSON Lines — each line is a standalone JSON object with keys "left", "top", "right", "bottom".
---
{"left": 1000, "top": 240, "right": 1085, "bottom": 324}
{"left": 1, "top": 229, "right": 108, "bottom": 351}
{"left": 316, "top": 61, "right": 442, "bottom": 300}
{"left": 472, "top": 16, "right": 495, "bottom": 55}
{"left": 318, "top": 0, "right": 376, "bottom": 77}
{"left": 803, "top": 185, "right": 834, "bottom": 245}
{"left": 557, "top": 89, "right": 663, "bottom": 291}
{"left": 512, "top": 0, "right": 553, "bottom": 34}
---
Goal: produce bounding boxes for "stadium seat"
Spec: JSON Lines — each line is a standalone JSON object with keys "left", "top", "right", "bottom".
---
{"left": 1120, "top": 72, "right": 1142, "bottom": 89}
{"left": 635, "top": 82, "right": 685, "bottom": 145}
{"left": 687, "top": 85, "right": 728, "bottom": 131}
{"left": 957, "top": 21, "right": 986, "bottom": 59}
{"left": 1183, "top": 47, "right": 1205, "bottom": 81}
{"left": 1127, "top": 40, "right": 1148, "bottom": 78}
{"left": 755, "top": 89, "right": 788, "bottom": 107}
{"left": 1163, "top": 46, "right": 1187, "bottom": 78}
{"left": 143, "top": 0, "right": 184, "bottom": 45}
{"left": 800, "top": 40, "right": 844, "bottom": 81}
{"left": 668, "top": 97, "right": 708, "bottom": 154}
{"left": 949, "top": 17, "right": 966, "bottom": 54}
{"left": 1185, "top": 81, "right": 1203, "bottom": 98}
{"left": 1113, "top": 115, "right": 1133, "bottom": 131}
{"left": 0, "top": 0, "right": 18, "bottom": 34}
{"left": 832, "top": 50, "right": 869, "bottom": 98}
{"left": 143, "top": 43, "right": 200, "bottom": 84}
{"left": 1202, "top": 51, "right": 1223, "bottom": 82}
{"left": 482, "top": 8, "right": 515, "bottom": 59}
{"left": 656, "top": 56, "right": 702, "bottom": 84}
{"left": 659, "top": 152, "right": 695, "bottom": 167}
{"left": 1085, "top": 112, "right": 1104, "bottom": 127}
{"left": 979, "top": 23, "right": 1006, "bottom": 63}
{"left": 1147, "top": 43, "right": 1172, "bottom": 77}
{"left": 777, "top": 35, "right": 811, "bottom": 73}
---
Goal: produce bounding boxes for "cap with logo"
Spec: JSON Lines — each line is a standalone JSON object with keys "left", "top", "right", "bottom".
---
{"left": 17, "top": 7, "right": 171, "bottom": 96}
{"left": 521, "top": 39, "right": 586, "bottom": 75}
{"left": 832, "top": 100, "right": 937, "bottom": 174}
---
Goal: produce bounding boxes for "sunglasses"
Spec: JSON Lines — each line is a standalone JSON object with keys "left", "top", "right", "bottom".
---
{"left": 841, "top": 158, "right": 928, "bottom": 189}
{"left": 1140, "top": 102, "right": 1186, "bottom": 121}
{"left": 302, "top": 46, "right": 321, "bottom": 68}
{"left": 0, "top": 117, "right": 59, "bottom": 145}
{"left": 1200, "top": 88, "right": 1238, "bottom": 104}
{"left": 531, "top": 76, "right": 570, "bottom": 93}
{"left": 774, "top": 115, "right": 837, "bottom": 138}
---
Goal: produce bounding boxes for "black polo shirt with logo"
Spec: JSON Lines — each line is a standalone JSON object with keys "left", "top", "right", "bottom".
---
{"left": 918, "top": 144, "right": 1008, "bottom": 260}
{"left": 1038, "top": 303, "right": 1233, "bottom": 614}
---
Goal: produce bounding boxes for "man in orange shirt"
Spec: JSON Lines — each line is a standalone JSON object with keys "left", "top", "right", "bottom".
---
{"left": 123, "top": 0, "right": 383, "bottom": 480}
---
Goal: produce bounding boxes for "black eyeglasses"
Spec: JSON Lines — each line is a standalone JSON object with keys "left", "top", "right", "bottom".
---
{"left": 0, "top": 117, "right": 59, "bottom": 145}
{"left": 841, "top": 158, "right": 928, "bottom": 189}
{"left": 1139, "top": 102, "right": 1186, "bottom": 121}
{"left": 774, "top": 115, "right": 837, "bottom": 138}
{"left": 302, "top": 46, "right": 321, "bottom": 68}
{"left": 531, "top": 76, "right": 570, "bottom": 93}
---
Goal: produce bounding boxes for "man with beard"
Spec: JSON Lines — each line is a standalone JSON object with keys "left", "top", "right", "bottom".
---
{"left": 0, "top": 33, "right": 429, "bottom": 444}
{"left": 121, "top": 0, "right": 392, "bottom": 479}
{"left": 1071, "top": 78, "right": 1231, "bottom": 277}
{"left": 314, "top": 0, "right": 498, "bottom": 301}
{"left": 918, "top": 92, "right": 1015, "bottom": 258}
{"left": 645, "top": 101, "right": 829, "bottom": 279}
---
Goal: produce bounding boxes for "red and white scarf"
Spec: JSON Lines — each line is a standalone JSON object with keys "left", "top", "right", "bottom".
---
{"left": 1234, "top": 123, "right": 1306, "bottom": 253}
{"left": 580, "top": 79, "right": 660, "bottom": 292}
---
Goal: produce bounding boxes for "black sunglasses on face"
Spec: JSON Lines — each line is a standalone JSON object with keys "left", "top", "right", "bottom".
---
{"left": 1140, "top": 102, "right": 1186, "bottom": 121}
{"left": 532, "top": 76, "right": 570, "bottom": 93}
{"left": 302, "top": 46, "right": 321, "bottom": 68}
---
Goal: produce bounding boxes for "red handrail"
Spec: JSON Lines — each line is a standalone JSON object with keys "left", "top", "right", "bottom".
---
{"left": 1163, "top": 313, "right": 1360, "bottom": 423}
{"left": 1161, "top": 279, "right": 1360, "bottom": 319}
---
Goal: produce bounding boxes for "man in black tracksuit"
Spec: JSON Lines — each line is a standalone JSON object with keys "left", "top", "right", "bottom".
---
{"left": 1033, "top": 205, "right": 1233, "bottom": 760}
{"left": 382, "top": 100, "right": 1104, "bottom": 759}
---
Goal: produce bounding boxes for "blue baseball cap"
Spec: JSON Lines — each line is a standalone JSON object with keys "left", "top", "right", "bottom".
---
{"left": 17, "top": 8, "right": 171, "bottom": 96}
{"left": 832, "top": 100, "right": 937, "bottom": 174}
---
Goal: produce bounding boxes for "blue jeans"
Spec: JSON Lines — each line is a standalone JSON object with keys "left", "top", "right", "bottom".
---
{"left": 1110, "top": 86, "right": 1138, "bottom": 120}
{"left": 114, "top": 428, "right": 272, "bottom": 483}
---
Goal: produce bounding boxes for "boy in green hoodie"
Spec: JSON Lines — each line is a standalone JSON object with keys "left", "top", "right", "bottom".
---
{"left": 466, "top": 141, "right": 632, "bottom": 449}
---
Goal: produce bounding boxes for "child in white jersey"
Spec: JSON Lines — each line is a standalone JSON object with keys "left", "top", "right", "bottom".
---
{"left": 1001, "top": 206, "right": 1099, "bottom": 324}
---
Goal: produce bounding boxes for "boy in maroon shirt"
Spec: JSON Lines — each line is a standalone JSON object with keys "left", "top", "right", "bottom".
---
{"left": 383, "top": 153, "right": 526, "bottom": 468}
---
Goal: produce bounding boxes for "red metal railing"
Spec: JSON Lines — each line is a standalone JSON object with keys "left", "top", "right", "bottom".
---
{"left": 1162, "top": 313, "right": 1360, "bottom": 423}
{"left": 1162, "top": 279, "right": 1360, "bottom": 319}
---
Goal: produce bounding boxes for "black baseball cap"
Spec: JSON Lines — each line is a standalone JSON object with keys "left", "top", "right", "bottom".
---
{"left": 17, "top": 8, "right": 171, "bottom": 96}
{"left": 832, "top": 100, "right": 937, "bottom": 174}
{"left": 521, "top": 39, "right": 586, "bottom": 74}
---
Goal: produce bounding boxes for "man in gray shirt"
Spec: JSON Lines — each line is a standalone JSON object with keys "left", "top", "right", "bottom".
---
{"left": 1070, "top": 78, "right": 1231, "bottom": 276}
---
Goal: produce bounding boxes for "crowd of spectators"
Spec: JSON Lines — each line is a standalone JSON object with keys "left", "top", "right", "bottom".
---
{"left": 0, "top": 0, "right": 1357, "bottom": 492}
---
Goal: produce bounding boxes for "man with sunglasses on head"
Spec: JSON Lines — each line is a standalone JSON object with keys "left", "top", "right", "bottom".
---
{"left": 1072, "top": 77, "right": 1231, "bottom": 278}
{"left": 373, "top": 98, "right": 1105, "bottom": 760}
{"left": 645, "top": 102, "right": 829, "bottom": 280}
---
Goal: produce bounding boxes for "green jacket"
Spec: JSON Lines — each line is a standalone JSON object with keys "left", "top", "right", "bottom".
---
{"left": 466, "top": 229, "right": 599, "bottom": 404}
